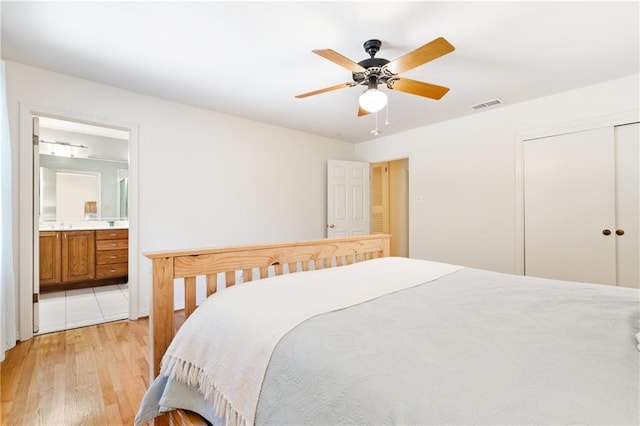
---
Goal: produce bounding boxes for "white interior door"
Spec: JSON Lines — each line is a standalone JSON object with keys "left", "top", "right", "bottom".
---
{"left": 614, "top": 123, "right": 639, "bottom": 288}
{"left": 524, "top": 127, "right": 617, "bottom": 285}
{"left": 327, "top": 160, "right": 370, "bottom": 237}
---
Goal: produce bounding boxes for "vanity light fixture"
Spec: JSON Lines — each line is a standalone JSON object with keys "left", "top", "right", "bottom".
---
{"left": 39, "top": 139, "right": 89, "bottom": 149}
{"left": 40, "top": 139, "right": 89, "bottom": 158}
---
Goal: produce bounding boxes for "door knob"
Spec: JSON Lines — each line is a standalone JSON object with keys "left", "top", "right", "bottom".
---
{"left": 602, "top": 229, "right": 611, "bottom": 236}
{"left": 328, "top": 224, "right": 335, "bottom": 229}
{"left": 616, "top": 229, "right": 625, "bottom": 236}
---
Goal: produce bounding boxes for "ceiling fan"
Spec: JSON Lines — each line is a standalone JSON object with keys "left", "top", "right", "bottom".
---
{"left": 295, "top": 37, "right": 455, "bottom": 116}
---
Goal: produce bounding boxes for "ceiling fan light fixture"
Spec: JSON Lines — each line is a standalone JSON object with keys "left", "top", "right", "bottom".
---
{"left": 359, "top": 88, "right": 387, "bottom": 113}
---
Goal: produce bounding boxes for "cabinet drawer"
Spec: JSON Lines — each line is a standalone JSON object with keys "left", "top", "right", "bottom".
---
{"left": 96, "top": 239, "right": 128, "bottom": 251}
{"left": 96, "top": 263, "right": 128, "bottom": 279}
{"left": 96, "top": 229, "right": 129, "bottom": 240}
{"left": 96, "top": 249, "right": 128, "bottom": 265}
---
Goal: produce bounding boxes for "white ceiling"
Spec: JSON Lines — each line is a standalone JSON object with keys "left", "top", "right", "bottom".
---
{"left": 2, "top": 1, "right": 638, "bottom": 144}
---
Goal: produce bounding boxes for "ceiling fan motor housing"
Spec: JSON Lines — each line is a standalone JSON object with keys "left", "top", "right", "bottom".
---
{"left": 357, "top": 57, "right": 389, "bottom": 69}
{"left": 353, "top": 39, "right": 395, "bottom": 86}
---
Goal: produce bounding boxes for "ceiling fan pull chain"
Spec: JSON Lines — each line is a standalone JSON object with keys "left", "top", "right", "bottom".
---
{"left": 371, "top": 111, "right": 380, "bottom": 136}
{"left": 385, "top": 103, "right": 390, "bottom": 126}
{"left": 375, "top": 111, "right": 378, "bottom": 135}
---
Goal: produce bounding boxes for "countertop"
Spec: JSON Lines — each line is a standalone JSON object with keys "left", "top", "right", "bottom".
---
{"left": 39, "top": 221, "right": 129, "bottom": 231}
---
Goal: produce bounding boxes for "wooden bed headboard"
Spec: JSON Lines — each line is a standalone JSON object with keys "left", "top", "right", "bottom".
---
{"left": 143, "top": 234, "right": 391, "bottom": 379}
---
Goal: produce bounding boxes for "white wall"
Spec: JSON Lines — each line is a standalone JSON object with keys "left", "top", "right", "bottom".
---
{"left": 7, "top": 60, "right": 638, "bottom": 338}
{"left": 6, "top": 61, "right": 356, "bottom": 330}
{"left": 356, "top": 74, "right": 639, "bottom": 274}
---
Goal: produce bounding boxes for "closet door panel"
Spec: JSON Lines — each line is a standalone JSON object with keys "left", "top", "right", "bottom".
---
{"left": 524, "top": 127, "right": 616, "bottom": 285}
{"left": 615, "top": 123, "right": 639, "bottom": 288}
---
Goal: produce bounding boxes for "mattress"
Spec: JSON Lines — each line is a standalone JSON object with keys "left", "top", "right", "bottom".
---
{"left": 136, "top": 257, "right": 640, "bottom": 425}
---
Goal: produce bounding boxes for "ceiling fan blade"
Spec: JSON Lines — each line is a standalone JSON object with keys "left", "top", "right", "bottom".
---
{"left": 357, "top": 106, "right": 371, "bottom": 117}
{"left": 312, "top": 49, "right": 367, "bottom": 73}
{"left": 389, "top": 77, "right": 450, "bottom": 100}
{"left": 386, "top": 37, "right": 455, "bottom": 74}
{"left": 295, "top": 82, "right": 353, "bottom": 99}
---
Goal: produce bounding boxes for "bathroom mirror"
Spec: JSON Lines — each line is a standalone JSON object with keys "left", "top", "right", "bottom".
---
{"left": 40, "top": 154, "right": 128, "bottom": 222}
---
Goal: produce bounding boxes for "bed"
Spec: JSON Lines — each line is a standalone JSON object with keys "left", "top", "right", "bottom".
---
{"left": 136, "top": 234, "right": 639, "bottom": 426}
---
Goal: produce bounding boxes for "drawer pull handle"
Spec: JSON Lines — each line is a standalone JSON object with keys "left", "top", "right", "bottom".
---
{"left": 110, "top": 269, "right": 117, "bottom": 273}
{"left": 110, "top": 243, "right": 117, "bottom": 246}
{"left": 110, "top": 256, "right": 117, "bottom": 259}
{"left": 110, "top": 233, "right": 117, "bottom": 236}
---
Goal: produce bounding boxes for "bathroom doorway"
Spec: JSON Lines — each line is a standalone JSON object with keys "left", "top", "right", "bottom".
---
{"left": 35, "top": 115, "right": 131, "bottom": 334}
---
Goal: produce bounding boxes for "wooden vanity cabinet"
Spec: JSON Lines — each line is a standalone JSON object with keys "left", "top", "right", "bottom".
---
{"left": 39, "top": 228, "right": 128, "bottom": 292}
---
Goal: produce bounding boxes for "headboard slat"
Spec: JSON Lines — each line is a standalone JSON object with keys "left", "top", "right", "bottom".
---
{"left": 275, "top": 263, "right": 284, "bottom": 276}
{"left": 225, "top": 271, "right": 236, "bottom": 287}
{"left": 184, "top": 276, "right": 197, "bottom": 318}
{"left": 206, "top": 273, "right": 217, "bottom": 297}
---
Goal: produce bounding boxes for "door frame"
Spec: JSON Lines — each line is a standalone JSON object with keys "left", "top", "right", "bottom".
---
{"left": 370, "top": 158, "right": 410, "bottom": 257}
{"left": 514, "top": 109, "right": 639, "bottom": 276}
{"left": 18, "top": 103, "right": 140, "bottom": 341}
{"left": 385, "top": 158, "right": 410, "bottom": 257}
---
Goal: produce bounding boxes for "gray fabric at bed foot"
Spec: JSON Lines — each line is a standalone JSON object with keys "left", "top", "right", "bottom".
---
{"left": 255, "top": 268, "right": 640, "bottom": 425}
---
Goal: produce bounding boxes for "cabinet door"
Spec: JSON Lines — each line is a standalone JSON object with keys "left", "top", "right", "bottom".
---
{"left": 524, "top": 127, "right": 616, "bottom": 285}
{"left": 62, "top": 231, "right": 96, "bottom": 282}
{"left": 39, "top": 231, "right": 61, "bottom": 285}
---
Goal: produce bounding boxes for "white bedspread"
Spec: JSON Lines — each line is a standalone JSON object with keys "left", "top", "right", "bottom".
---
{"left": 160, "top": 257, "right": 462, "bottom": 426}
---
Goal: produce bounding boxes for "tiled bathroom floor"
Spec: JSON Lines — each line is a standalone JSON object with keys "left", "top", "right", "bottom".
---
{"left": 37, "top": 284, "right": 129, "bottom": 335}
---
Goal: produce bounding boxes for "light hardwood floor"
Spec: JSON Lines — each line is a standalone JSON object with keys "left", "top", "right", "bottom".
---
{"left": 1, "top": 318, "right": 150, "bottom": 425}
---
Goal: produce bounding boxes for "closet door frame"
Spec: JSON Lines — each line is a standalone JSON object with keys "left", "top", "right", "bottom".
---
{"left": 514, "top": 109, "right": 639, "bottom": 276}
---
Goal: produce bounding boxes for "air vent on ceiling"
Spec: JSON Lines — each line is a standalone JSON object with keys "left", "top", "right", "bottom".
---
{"left": 469, "top": 98, "right": 503, "bottom": 111}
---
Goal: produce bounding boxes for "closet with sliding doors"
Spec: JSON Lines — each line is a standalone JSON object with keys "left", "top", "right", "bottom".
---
{"left": 523, "top": 121, "right": 639, "bottom": 287}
